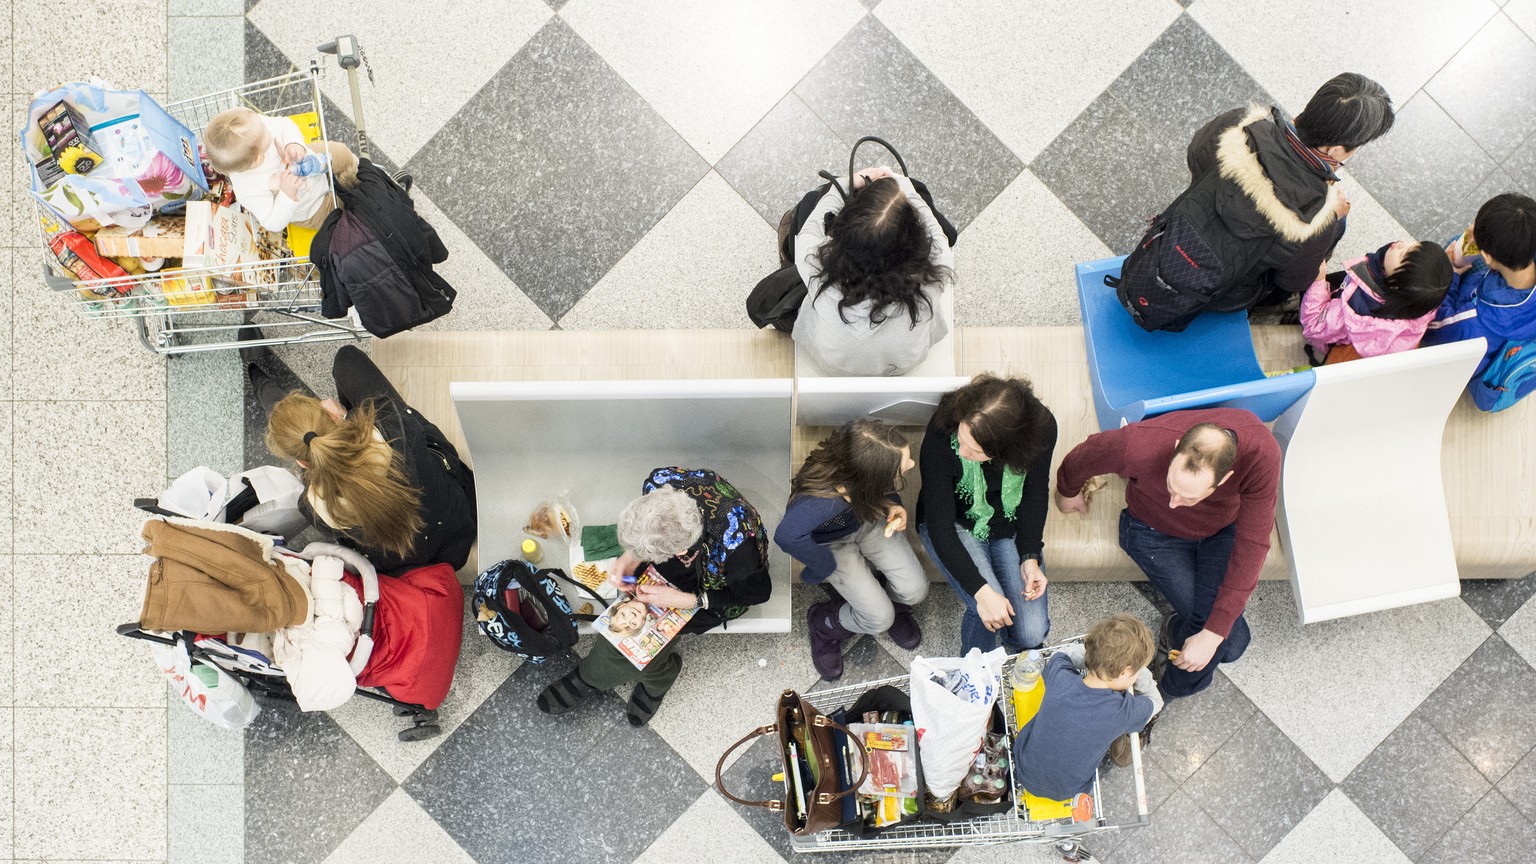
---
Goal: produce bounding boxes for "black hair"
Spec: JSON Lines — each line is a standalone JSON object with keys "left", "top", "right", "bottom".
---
{"left": 1377, "top": 241, "right": 1454, "bottom": 320}
{"left": 812, "top": 177, "right": 951, "bottom": 327}
{"left": 933, "top": 374, "right": 1054, "bottom": 474}
{"left": 1473, "top": 193, "right": 1536, "bottom": 271}
{"left": 1294, "top": 73, "right": 1395, "bottom": 151}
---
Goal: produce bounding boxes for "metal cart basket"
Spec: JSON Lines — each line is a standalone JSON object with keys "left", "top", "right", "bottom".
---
{"left": 789, "top": 639, "right": 1151, "bottom": 860}
{"left": 31, "top": 40, "right": 373, "bottom": 355}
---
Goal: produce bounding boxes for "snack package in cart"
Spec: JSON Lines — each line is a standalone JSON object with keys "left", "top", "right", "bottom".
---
{"left": 909, "top": 648, "right": 1006, "bottom": 802}
{"left": 183, "top": 200, "right": 290, "bottom": 285}
{"left": 592, "top": 565, "right": 695, "bottom": 670}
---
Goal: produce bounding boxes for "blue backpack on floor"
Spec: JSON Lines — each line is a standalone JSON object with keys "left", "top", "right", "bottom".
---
{"left": 1473, "top": 339, "right": 1536, "bottom": 412}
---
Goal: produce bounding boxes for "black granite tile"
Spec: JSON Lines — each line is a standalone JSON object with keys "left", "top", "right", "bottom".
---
{"left": 1418, "top": 635, "right": 1536, "bottom": 782}
{"left": 815, "top": 634, "right": 905, "bottom": 692}
{"left": 1461, "top": 574, "right": 1536, "bottom": 630}
{"left": 1498, "top": 746, "right": 1536, "bottom": 823}
{"left": 793, "top": 16, "right": 1023, "bottom": 233}
{"left": 1180, "top": 712, "right": 1333, "bottom": 860}
{"left": 245, "top": 704, "right": 397, "bottom": 864}
{"left": 1348, "top": 93, "right": 1499, "bottom": 239}
{"left": 1419, "top": 789, "right": 1536, "bottom": 864}
{"left": 404, "top": 652, "right": 706, "bottom": 864}
{"left": 1425, "top": 14, "right": 1536, "bottom": 163}
{"left": 1341, "top": 715, "right": 1491, "bottom": 860}
{"left": 1145, "top": 671, "right": 1257, "bottom": 789}
{"left": 546, "top": 0, "right": 570, "bottom": 9}
{"left": 1425, "top": 166, "right": 1521, "bottom": 247}
{"left": 1110, "top": 787, "right": 1253, "bottom": 864}
{"left": 245, "top": 17, "right": 297, "bottom": 84}
{"left": 406, "top": 19, "right": 708, "bottom": 322}
{"left": 716, "top": 93, "right": 850, "bottom": 229}
{"left": 861, "top": 0, "right": 882, "bottom": 9}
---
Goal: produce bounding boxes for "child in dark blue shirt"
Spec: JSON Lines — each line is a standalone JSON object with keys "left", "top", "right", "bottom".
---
{"left": 1013, "top": 614, "right": 1163, "bottom": 801}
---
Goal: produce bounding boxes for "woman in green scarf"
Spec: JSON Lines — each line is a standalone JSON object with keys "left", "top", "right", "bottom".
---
{"left": 918, "top": 374, "right": 1058, "bottom": 655}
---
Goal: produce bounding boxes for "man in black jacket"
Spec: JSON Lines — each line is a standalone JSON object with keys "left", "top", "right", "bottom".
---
{"left": 1184, "top": 73, "right": 1395, "bottom": 312}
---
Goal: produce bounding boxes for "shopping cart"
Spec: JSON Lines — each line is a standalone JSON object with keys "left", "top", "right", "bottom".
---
{"left": 788, "top": 639, "right": 1150, "bottom": 861}
{"left": 29, "top": 37, "right": 376, "bottom": 355}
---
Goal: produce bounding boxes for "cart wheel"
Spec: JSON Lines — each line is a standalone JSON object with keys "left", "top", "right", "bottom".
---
{"left": 397, "top": 723, "right": 440, "bottom": 742}
{"left": 1055, "top": 841, "right": 1093, "bottom": 862}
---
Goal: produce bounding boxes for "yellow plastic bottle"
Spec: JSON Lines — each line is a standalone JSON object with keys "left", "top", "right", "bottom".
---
{"left": 521, "top": 538, "right": 544, "bottom": 565}
{"left": 1011, "top": 650, "right": 1046, "bottom": 731}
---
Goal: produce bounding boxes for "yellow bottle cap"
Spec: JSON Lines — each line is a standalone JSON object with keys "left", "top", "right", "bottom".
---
{"left": 521, "top": 538, "right": 538, "bottom": 553}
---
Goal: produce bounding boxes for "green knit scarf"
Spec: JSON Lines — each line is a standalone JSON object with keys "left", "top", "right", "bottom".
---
{"left": 952, "top": 434, "right": 1025, "bottom": 541}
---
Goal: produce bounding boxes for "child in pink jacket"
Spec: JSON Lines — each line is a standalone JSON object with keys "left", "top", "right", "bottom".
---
{"left": 1300, "top": 240, "right": 1454, "bottom": 363}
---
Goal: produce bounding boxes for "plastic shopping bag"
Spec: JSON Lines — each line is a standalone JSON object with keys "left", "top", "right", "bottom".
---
{"left": 909, "top": 648, "right": 1006, "bottom": 801}
{"left": 153, "top": 638, "right": 260, "bottom": 730}
{"left": 155, "top": 465, "right": 307, "bottom": 539}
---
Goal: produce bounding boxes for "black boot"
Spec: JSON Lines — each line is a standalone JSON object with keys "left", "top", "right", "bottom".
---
{"left": 237, "top": 325, "right": 272, "bottom": 368}
{"left": 887, "top": 603, "right": 923, "bottom": 651}
{"left": 808, "top": 600, "right": 856, "bottom": 680}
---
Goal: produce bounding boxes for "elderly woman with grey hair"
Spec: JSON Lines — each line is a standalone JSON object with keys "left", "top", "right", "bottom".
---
{"left": 537, "top": 467, "right": 772, "bottom": 726}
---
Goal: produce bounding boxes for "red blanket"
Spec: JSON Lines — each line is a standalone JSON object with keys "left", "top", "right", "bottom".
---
{"left": 342, "top": 563, "right": 464, "bottom": 710}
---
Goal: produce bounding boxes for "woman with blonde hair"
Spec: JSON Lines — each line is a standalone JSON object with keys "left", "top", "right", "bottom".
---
{"left": 250, "top": 343, "right": 476, "bottom": 574}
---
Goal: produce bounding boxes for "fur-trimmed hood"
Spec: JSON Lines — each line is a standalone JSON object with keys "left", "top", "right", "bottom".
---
{"left": 1215, "top": 104, "right": 1340, "bottom": 244}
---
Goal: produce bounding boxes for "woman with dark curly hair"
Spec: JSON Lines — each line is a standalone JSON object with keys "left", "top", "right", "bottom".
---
{"left": 793, "top": 167, "right": 954, "bottom": 375}
{"left": 918, "top": 374, "right": 1058, "bottom": 655}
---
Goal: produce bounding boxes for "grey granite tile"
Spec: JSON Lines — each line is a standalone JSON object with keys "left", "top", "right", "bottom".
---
{"left": 245, "top": 16, "right": 299, "bottom": 82}
{"left": 1419, "top": 789, "right": 1536, "bottom": 864}
{"left": 1425, "top": 166, "right": 1520, "bottom": 254}
{"left": 1145, "top": 670, "right": 1257, "bottom": 784}
{"left": 793, "top": 15, "right": 1023, "bottom": 232}
{"left": 407, "top": 18, "right": 708, "bottom": 321}
{"left": 323, "top": 787, "right": 478, "bottom": 864}
{"left": 244, "top": 704, "right": 396, "bottom": 864}
{"left": 1498, "top": 746, "right": 1536, "bottom": 822}
{"left": 170, "top": 782, "right": 242, "bottom": 864}
{"left": 14, "top": 706, "right": 166, "bottom": 860}
{"left": 1103, "top": 14, "right": 1273, "bottom": 148}
{"left": 1503, "top": 131, "right": 1536, "bottom": 197}
{"left": 169, "top": 17, "right": 244, "bottom": 103}
{"left": 716, "top": 93, "right": 850, "bottom": 228}
{"left": 1180, "top": 712, "right": 1333, "bottom": 859}
{"left": 1031, "top": 91, "right": 1192, "bottom": 254}
{"left": 635, "top": 790, "right": 789, "bottom": 864}
{"left": 1418, "top": 634, "right": 1536, "bottom": 782}
{"left": 1081, "top": 750, "right": 1178, "bottom": 860}
{"left": 167, "top": 687, "right": 244, "bottom": 785}
{"left": 1110, "top": 787, "right": 1253, "bottom": 864}
{"left": 1460, "top": 573, "right": 1536, "bottom": 630}
{"left": 12, "top": 0, "right": 167, "bottom": 95}
{"left": 404, "top": 652, "right": 706, "bottom": 864}
{"left": 1341, "top": 714, "right": 1491, "bottom": 859}
{"left": 861, "top": 0, "right": 881, "bottom": 9}
{"left": 168, "top": 350, "right": 245, "bottom": 478}
{"left": 1349, "top": 93, "right": 1500, "bottom": 239}
{"left": 1425, "top": 13, "right": 1536, "bottom": 163}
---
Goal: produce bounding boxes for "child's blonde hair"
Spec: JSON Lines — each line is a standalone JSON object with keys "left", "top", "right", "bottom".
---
{"left": 204, "top": 107, "right": 267, "bottom": 174}
{"left": 1084, "top": 614, "right": 1155, "bottom": 680}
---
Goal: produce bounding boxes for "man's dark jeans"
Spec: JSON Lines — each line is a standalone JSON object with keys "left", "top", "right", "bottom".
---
{"left": 1118, "top": 510, "right": 1251, "bottom": 699}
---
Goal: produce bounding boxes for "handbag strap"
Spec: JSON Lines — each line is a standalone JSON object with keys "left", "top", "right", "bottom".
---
{"left": 713, "top": 724, "right": 784, "bottom": 811}
{"left": 847, "top": 135, "right": 908, "bottom": 183}
{"left": 809, "top": 713, "right": 870, "bottom": 805}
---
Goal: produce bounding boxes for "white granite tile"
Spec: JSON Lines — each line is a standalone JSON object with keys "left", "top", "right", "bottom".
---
{"left": 953, "top": 168, "right": 1111, "bottom": 327}
{"left": 13, "top": 400, "right": 167, "bottom": 555}
{"left": 0, "top": 405, "right": 12, "bottom": 550}
{"left": 0, "top": 710, "right": 12, "bottom": 857}
{"left": 168, "top": 17, "right": 244, "bottom": 103}
{"left": 167, "top": 687, "right": 244, "bottom": 784}
{"left": 562, "top": 0, "right": 866, "bottom": 164}
{"left": 170, "top": 782, "right": 242, "bottom": 864}
{"left": 0, "top": 250, "right": 14, "bottom": 399}
{"left": 13, "top": 706, "right": 167, "bottom": 860}
{"left": 322, "top": 787, "right": 475, "bottom": 864}
{"left": 170, "top": 0, "right": 243, "bottom": 13}
{"left": 12, "top": 0, "right": 167, "bottom": 95}
{"left": 1510, "top": 0, "right": 1536, "bottom": 41}
{"left": 1327, "top": 172, "right": 1414, "bottom": 271}
{"left": 1257, "top": 789, "right": 1412, "bottom": 864}
{"left": 875, "top": 0, "right": 1177, "bottom": 163}
{"left": 633, "top": 790, "right": 788, "bottom": 864}
{"left": 1500, "top": 587, "right": 1536, "bottom": 668}
{"left": 1221, "top": 582, "right": 1489, "bottom": 782}
{"left": 14, "top": 553, "right": 161, "bottom": 707}
{"left": 405, "top": 189, "right": 553, "bottom": 332}
{"left": 246, "top": 0, "right": 552, "bottom": 164}
{"left": 560, "top": 172, "right": 774, "bottom": 330}
{"left": 1192, "top": 0, "right": 1497, "bottom": 114}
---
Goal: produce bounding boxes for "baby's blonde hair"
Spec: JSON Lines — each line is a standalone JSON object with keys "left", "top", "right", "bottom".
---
{"left": 204, "top": 107, "right": 267, "bottom": 174}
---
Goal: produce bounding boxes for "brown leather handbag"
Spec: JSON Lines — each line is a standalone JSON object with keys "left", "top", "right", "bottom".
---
{"left": 714, "top": 689, "right": 868, "bottom": 837}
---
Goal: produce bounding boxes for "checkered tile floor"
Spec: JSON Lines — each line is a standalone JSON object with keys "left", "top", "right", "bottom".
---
{"left": 174, "top": 1, "right": 1536, "bottom": 862}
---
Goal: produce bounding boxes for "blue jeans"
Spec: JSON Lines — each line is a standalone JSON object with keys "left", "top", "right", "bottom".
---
{"left": 1117, "top": 510, "right": 1250, "bottom": 699}
{"left": 919, "top": 523, "right": 1050, "bottom": 656}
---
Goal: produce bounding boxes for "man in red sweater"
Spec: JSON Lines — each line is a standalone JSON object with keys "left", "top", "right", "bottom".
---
{"left": 1055, "top": 408, "right": 1280, "bottom": 699}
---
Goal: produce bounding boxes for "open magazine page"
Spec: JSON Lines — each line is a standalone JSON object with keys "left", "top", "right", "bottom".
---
{"left": 592, "top": 565, "right": 696, "bottom": 670}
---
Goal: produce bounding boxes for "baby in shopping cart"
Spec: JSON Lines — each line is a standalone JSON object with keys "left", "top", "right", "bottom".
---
{"left": 1012, "top": 614, "right": 1163, "bottom": 804}
{"left": 204, "top": 106, "right": 359, "bottom": 233}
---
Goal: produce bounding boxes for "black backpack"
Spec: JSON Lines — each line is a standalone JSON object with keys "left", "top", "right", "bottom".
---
{"left": 472, "top": 559, "right": 600, "bottom": 664}
{"left": 1107, "top": 172, "right": 1275, "bottom": 333}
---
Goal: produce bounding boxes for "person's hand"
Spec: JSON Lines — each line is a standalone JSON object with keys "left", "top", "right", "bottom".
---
{"left": 278, "top": 168, "right": 303, "bottom": 201}
{"left": 1333, "top": 188, "right": 1351, "bottom": 220}
{"left": 884, "top": 504, "right": 907, "bottom": 537}
{"left": 633, "top": 582, "right": 698, "bottom": 610}
{"left": 1020, "top": 558, "right": 1048, "bottom": 601}
{"left": 281, "top": 142, "right": 308, "bottom": 165}
{"left": 1172, "top": 629, "right": 1223, "bottom": 672}
{"left": 853, "top": 166, "right": 895, "bottom": 189}
{"left": 1316, "top": 260, "right": 1329, "bottom": 283}
{"left": 974, "top": 585, "right": 1015, "bottom": 632}
{"left": 609, "top": 551, "right": 641, "bottom": 591}
{"left": 1055, "top": 489, "right": 1089, "bottom": 514}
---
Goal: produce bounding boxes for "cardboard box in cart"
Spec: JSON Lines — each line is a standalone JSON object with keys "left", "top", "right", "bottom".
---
{"left": 182, "top": 201, "right": 289, "bottom": 286}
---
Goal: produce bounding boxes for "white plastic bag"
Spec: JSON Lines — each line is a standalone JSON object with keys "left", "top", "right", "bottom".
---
{"left": 155, "top": 465, "right": 306, "bottom": 538}
{"left": 909, "top": 648, "right": 1005, "bottom": 800}
{"left": 154, "top": 639, "right": 260, "bottom": 730}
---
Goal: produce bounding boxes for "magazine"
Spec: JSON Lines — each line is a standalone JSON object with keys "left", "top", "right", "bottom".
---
{"left": 592, "top": 565, "right": 696, "bottom": 670}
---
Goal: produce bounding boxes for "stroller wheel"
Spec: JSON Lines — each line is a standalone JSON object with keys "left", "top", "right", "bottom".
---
{"left": 397, "top": 723, "right": 440, "bottom": 742}
{"left": 392, "top": 706, "right": 438, "bottom": 722}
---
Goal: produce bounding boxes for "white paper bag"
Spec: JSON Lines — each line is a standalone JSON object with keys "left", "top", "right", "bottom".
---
{"left": 909, "top": 648, "right": 1005, "bottom": 800}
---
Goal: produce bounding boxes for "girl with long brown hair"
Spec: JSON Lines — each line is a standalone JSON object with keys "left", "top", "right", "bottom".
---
{"left": 774, "top": 420, "right": 927, "bottom": 680}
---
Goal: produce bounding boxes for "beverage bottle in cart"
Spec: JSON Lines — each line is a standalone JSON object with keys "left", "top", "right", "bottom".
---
{"left": 1010, "top": 650, "right": 1045, "bottom": 731}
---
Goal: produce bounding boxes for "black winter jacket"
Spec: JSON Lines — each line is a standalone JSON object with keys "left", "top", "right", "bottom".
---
{"left": 312, "top": 159, "right": 456, "bottom": 337}
{"left": 1185, "top": 105, "right": 1344, "bottom": 311}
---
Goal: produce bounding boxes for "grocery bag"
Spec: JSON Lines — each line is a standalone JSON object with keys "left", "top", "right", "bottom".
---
{"left": 153, "top": 638, "right": 260, "bottom": 730}
{"left": 909, "top": 648, "right": 1005, "bottom": 801}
